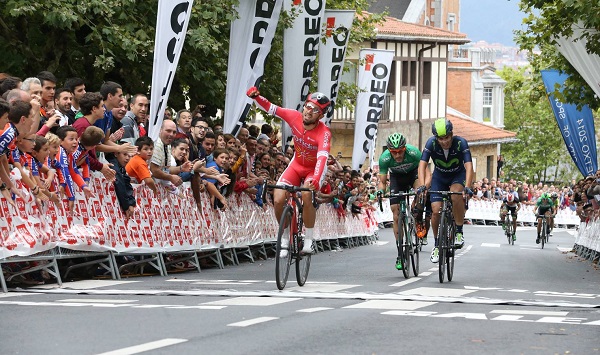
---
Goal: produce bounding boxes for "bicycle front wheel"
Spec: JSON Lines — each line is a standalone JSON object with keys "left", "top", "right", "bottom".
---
{"left": 446, "top": 220, "right": 456, "bottom": 282}
{"left": 400, "top": 215, "right": 410, "bottom": 279}
{"left": 541, "top": 220, "right": 546, "bottom": 249}
{"left": 275, "top": 206, "right": 293, "bottom": 290}
{"left": 296, "top": 236, "right": 311, "bottom": 286}
{"left": 409, "top": 218, "right": 419, "bottom": 276}
{"left": 438, "top": 213, "right": 447, "bottom": 283}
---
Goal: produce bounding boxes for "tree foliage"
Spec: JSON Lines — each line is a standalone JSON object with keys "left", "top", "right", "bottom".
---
{"left": 516, "top": 0, "right": 600, "bottom": 110}
{"left": 0, "top": 0, "right": 383, "bottom": 118}
{"left": 498, "top": 66, "right": 581, "bottom": 183}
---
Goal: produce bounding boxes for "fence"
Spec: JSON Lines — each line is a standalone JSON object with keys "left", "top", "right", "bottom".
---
{"left": 573, "top": 221, "right": 600, "bottom": 264}
{"left": 0, "top": 176, "right": 378, "bottom": 292}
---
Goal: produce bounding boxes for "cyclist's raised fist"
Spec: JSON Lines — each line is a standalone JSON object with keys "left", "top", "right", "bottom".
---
{"left": 247, "top": 87, "right": 260, "bottom": 98}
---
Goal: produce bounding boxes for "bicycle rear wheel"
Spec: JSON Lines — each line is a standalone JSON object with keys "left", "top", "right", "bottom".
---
{"left": 446, "top": 220, "right": 456, "bottom": 282}
{"left": 438, "top": 213, "right": 447, "bottom": 283}
{"left": 275, "top": 206, "right": 293, "bottom": 290}
{"left": 410, "top": 219, "right": 419, "bottom": 276}
{"left": 296, "top": 234, "right": 311, "bottom": 286}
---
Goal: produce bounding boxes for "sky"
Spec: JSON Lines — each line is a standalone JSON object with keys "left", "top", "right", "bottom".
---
{"left": 460, "top": 0, "right": 528, "bottom": 46}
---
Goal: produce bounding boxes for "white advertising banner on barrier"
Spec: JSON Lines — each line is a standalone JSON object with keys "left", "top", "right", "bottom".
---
{"left": 148, "top": 0, "right": 194, "bottom": 141}
{"left": 352, "top": 49, "right": 395, "bottom": 170}
{"left": 224, "top": 0, "right": 283, "bottom": 136}
{"left": 317, "top": 9, "right": 354, "bottom": 126}
{"left": 282, "top": 0, "right": 326, "bottom": 150}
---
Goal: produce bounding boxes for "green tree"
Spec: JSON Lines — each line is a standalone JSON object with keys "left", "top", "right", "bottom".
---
{"left": 498, "top": 66, "right": 580, "bottom": 183}
{"left": 516, "top": 0, "right": 600, "bottom": 110}
{"left": 0, "top": 0, "right": 383, "bottom": 118}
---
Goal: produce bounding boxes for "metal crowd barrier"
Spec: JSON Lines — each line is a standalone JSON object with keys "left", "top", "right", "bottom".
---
{"left": 0, "top": 176, "right": 378, "bottom": 292}
{"left": 573, "top": 221, "right": 600, "bottom": 264}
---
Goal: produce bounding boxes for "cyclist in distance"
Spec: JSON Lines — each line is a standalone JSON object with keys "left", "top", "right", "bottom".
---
{"left": 247, "top": 87, "right": 331, "bottom": 256}
{"left": 377, "top": 132, "right": 431, "bottom": 270}
{"left": 549, "top": 191, "right": 559, "bottom": 235}
{"left": 417, "top": 118, "right": 474, "bottom": 263}
{"left": 500, "top": 190, "right": 521, "bottom": 241}
{"left": 534, "top": 192, "right": 556, "bottom": 244}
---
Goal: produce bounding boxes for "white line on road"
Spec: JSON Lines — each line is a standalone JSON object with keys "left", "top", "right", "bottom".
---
{"left": 481, "top": 243, "right": 500, "bottom": 248}
{"left": 297, "top": 307, "right": 333, "bottom": 313}
{"left": 419, "top": 272, "right": 432, "bottom": 276}
{"left": 490, "top": 310, "right": 569, "bottom": 316}
{"left": 57, "top": 299, "right": 137, "bottom": 304}
{"left": 390, "top": 277, "right": 422, "bottom": 287}
{"left": 96, "top": 338, "right": 187, "bottom": 355}
{"left": 228, "top": 317, "right": 278, "bottom": 327}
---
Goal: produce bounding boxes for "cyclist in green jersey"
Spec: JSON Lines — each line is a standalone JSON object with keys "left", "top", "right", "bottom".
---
{"left": 378, "top": 133, "right": 431, "bottom": 270}
{"left": 534, "top": 193, "right": 556, "bottom": 244}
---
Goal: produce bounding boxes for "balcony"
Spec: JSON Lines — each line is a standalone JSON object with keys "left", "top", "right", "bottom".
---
{"left": 449, "top": 46, "right": 496, "bottom": 66}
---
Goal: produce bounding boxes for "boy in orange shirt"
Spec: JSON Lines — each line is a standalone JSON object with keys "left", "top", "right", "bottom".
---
{"left": 126, "top": 136, "right": 157, "bottom": 195}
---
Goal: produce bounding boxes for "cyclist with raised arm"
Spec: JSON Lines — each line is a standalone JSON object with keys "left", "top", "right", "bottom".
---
{"left": 417, "top": 118, "right": 474, "bottom": 263}
{"left": 377, "top": 133, "right": 431, "bottom": 270}
{"left": 500, "top": 190, "right": 521, "bottom": 241}
{"left": 534, "top": 192, "right": 556, "bottom": 244}
{"left": 247, "top": 87, "right": 331, "bottom": 256}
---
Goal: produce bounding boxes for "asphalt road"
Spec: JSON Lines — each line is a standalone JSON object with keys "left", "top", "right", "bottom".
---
{"left": 1, "top": 224, "right": 599, "bottom": 355}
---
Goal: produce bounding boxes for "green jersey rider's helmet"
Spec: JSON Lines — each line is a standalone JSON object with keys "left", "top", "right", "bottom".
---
{"left": 386, "top": 133, "right": 406, "bottom": 150}
{"left": 541, "top": 193, "right": 550, "bottom": 200}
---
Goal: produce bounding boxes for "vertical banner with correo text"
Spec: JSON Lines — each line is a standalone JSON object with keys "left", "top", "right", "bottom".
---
{"left": 282, "top": 0, "right": 326, "bottom": 151}
{"left": 317, "top": 9, "right": 354, "bottom": 126}
{"left": 224, "top": 0, "right": 283, "bottom": 136}
{"left": 352, "top": 49, "right": 395, "bottom": 171}
{"left": 541, "top": 69, "right": 598, "bottom": 177}
{"left": 148, "top": 0, "right": 194, "bottom": 141}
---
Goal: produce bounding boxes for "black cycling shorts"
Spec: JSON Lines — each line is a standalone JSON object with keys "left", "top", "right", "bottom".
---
{"left": 389, "top": 169, "right": 418, "bottom": 205}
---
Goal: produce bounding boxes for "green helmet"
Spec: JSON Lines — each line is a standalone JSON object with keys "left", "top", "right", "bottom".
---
{"left": 541, "top": 193, "right": 550, "bottom": 199}
{"left": 386, "top": 133, "right": 406, "bottom": 150}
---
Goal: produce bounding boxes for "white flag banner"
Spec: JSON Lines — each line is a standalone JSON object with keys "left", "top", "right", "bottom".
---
{"left": 555, "top": 23, "right": 600, "bottom": 99}
{"left": 148, "top": 0, "right": 194, "bottom": 141}
{"left": 352, "top": 49, "right": 395, "bottom": 171}
{"left": 282, "top": 0, "right": 326, "bottom": 150}
{"left": 317, "top": 9, "right": 354, "bottom": 126}
{"left": 224, "top": 0, "right": 283, "bottom": 136}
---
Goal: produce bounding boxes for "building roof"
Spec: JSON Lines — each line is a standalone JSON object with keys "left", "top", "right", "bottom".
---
{"left": 446, "top": 108, "right": 517, "bottom": 145}
{"left": 375, "top": 16, "right": 470, "bottom": 44}
{"left": 368, "top": 0, "right": 412, "bottom": 20}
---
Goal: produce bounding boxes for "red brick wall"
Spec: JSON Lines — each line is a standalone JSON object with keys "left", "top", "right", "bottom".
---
{"left": 447, "top": 69, "right": 472, "bottom": 116}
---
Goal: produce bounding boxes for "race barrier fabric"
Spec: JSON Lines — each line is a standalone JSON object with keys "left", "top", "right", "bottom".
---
{"left": 373, "top": 198, "right": 580, "bottom": 227}
{"left": 573, "top": 221, "right": 600, "bottom": 264}
{"left": 0, "top": 176, "right": 379, "bottom": 260}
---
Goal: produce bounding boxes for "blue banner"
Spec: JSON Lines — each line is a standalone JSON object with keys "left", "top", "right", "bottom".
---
{"left": 540, "top": 69, "right": 598, "bottom": 177}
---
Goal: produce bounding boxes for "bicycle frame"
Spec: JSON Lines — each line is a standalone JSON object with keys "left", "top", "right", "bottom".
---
{"left": 386, "top": 191, "right": 419, "bottom": 278}
{"left": 429, "top": 190, "right": 464, "bottom": 283}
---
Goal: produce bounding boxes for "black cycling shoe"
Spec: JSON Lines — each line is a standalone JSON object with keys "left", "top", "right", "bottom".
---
{"left": 536, "top": 236, "right": 541, "bottom": 244}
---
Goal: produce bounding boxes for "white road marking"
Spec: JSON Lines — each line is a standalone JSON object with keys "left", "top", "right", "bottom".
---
{"left": 31, "top": 280, "right": 138, "bottom": 290}
{"left": 428, "top": 267, "right": 437, "bottom": 271}
{"left": 297, "top": 307, "right": 333, "bottom": 313}
{"left": 228, "top": 317, "right": 278, "bottom": 327}
{"left": 202, "top": 296, "right": 300, "bottom": 306}
{"left": 399, "top": 287, "right": 477, "bottom": 297}
{"left": 96, "top": 338, "right": 187, "bottom": 355}
{"left": 57, "top": 299, "right": 137, "bottom": 304}
{"left": 0, "top": 292, "right": 42, "bottom": 298}
{"left": 419, "top": 272, "right": 432, "bottom": 276}
{"left": 192, "top": 281, "right": 252, "bottom": 285}
{"left": 490, "top": 310, "right": 569, "bottom": 316}
{"left": 390, "top": 278, "right": 422, "bottom": 287}
{"left": 376, "top": 241, "right": 390, "bottom": 246}
{"left": 481, "top": 243, "right": 501, "bottom": 248}
{"left": 557, "top": 247, "right": 573, "bottom": 252}
{"left": 286, "top": 283, "right": 359, "bottom": 292}
{"left": 344, "top": 300, "right": 436, "bottom": 310}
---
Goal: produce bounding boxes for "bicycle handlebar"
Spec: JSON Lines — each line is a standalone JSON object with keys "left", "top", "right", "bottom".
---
{"left": 266, "top": 184, "right": 318, "bottom": 208}
{"left": 427, "top": 190, "right": 470, "bottom": 209}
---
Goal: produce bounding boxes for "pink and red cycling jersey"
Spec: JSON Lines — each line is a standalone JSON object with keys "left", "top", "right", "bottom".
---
{"left": 253, "top": 95, "right": 331, "bottom": 189}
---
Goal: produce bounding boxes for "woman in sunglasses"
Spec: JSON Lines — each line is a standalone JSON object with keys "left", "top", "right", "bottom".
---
{"left": 246, "top": 86, "right": 331, "bottom": 255}
{"left": 378, "top": 132, "right": 432, "bottom": 271}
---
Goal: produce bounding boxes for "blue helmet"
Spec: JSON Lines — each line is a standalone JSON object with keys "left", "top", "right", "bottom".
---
{"left": 432, "top": 118, "right": 453, "bottom": 137}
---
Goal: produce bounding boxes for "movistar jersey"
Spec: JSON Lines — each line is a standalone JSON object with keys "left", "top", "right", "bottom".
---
{"left": 421, "top": 136, "right": 472, "bottom": 174}
{"left": 378, "top": 144, "right": 421, "bottom": 175}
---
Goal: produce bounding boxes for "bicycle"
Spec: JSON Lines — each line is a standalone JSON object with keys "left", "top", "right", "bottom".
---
{"left": 505, "top": 213, "right": 514, "bottom": 245}
{"left": 378, "top": 191, "right": 419, "bottom": 278}
{"left": 267, "top": 184, "right": 317, "bottom": 290}
{"left": 537, "top": 213, "right": 551, "bottom": 249}
{"left": 428, "top": 190, "right": 466, "bottom": 283}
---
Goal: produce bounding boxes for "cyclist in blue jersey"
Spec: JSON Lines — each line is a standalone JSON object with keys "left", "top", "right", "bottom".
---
{"left": 417, "top": 118, "right": 474, "bottom": 263}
